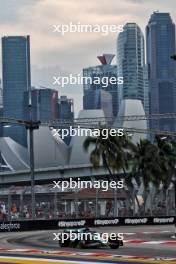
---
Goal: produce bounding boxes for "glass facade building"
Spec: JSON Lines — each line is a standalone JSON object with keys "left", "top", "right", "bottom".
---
{"left": 58, "top": 96, "right": 74, "bottom": 120}
{"left": 117, "top": 23, "right": 145, "bottom": 109}
{"left": 83, "top": 56, "right": 118, "bottom": 117}
{"left": 84, "top": 89, "right": 113, "bottom": 118}
{"left": 2, "top": 36, "right": 31, "bottom": 146}
{"left": 24, "top": 87, "right": 58, "bottom": 122}
{"left": 58, "top": 95, "right": 74, "bottom": 145}
{"left": 36, "top": 88, "right": 58, "bottom": 122}
{"left": 143, "top": 65, "right": 150, "bottom": 126}
{"left": 146, "top": 12, "right": 176, "bottom": 131}
{"left": 0, "top": 81, "right": 2, "bottom": 109}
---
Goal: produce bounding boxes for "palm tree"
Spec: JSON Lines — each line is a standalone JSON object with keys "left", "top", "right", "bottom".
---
{"left": 83, "top": 129, "right": 129, "bottom": 179}
{"left": 130, "top": 139, "right": 163, "bottom": 214}
{"left": 83, "top": 129, "right": 136, "bottom": 215}
{"left": 84, "top": 128, "right": 176, "bottom": 217}
{"left": 155, "top": 136, "right": 173, "bottom": 185}
{"left": 154, "top": 136, "right": 176, "bottom": 215}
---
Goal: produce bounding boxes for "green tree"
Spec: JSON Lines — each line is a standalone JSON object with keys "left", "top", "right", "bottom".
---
{"left": 83, "top": 129, "right": 137, "bottom": 215}
{"left": 130, "top": 139, "right": 163, "bottom": 214}
{"left": 154, "top": 136, "right": 176, "bottom": 214}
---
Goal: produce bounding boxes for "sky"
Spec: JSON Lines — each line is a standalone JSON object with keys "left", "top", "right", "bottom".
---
{"left": 0, "top": 0, "right": 176, "bottom": 114}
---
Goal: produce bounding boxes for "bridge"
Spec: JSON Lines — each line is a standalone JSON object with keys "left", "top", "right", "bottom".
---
{"left": 0, "top": 164, "right": 113, "bottom": 186}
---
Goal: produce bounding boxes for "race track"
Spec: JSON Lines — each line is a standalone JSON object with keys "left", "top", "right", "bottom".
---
{"left": 0, "top": 225, "right": 176, "bottom": 263}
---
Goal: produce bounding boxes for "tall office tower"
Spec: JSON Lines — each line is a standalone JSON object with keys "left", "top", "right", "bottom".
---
{"left": 58, "top": 96, "right": 74, "bottom": 145}
{"left": 58, "top": 96, "right": 74, "bottom": 120}
{"left": 0, "top": 80, "right": 3, "bottom": 109}
{"left": 83, "top": 54, "right": 118, "bottom": 117}
{"left": 117, "top": 23, "right": 145, "bottom": 108}
{"left": 84, "top": 89, "right": 113, "bottom": 118}
{"left": 36, "top": 88, "right": 58, "bottom": 121}
{"left": 143, "top": 65, "right": 150, "bottom": 118}
{"left": 24, "top": 87, "right": 58, "bottom": 121}
{"left": 146, "top": 12, "right": 176, "bottom": 131}
{"left": 2, "top": 36, "right": 31, "bottom": 146}
{"left": 0, "top": 85, "right": 6, "bottom": 172}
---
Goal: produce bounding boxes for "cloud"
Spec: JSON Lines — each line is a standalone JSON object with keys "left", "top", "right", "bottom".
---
{"left": 125, "top": 0, "right": 144, "bottom": 3}
{"left": 0, "top": 0, "right": 43, "bottom": 24}
{"left": 0, "top": 0, "right": 176, "bottom": 113}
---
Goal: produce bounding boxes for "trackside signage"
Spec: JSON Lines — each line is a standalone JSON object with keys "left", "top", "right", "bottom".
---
{"left": 94, "top": 218, "right": 119, "bottom": 226}
{"left": 0, "top": 222, "right": 20, "bottom": 231}
{"left": 58, "top": 220, "right": 86, "bottom": 227}
{"left": 124, "top": 218, "right": 148, "bottom": 225}
{"left": 0, "top": 216, "right": 175, "bottom": 232}
{"left": 153, "top": 217, "right": 174, "bottom": 224}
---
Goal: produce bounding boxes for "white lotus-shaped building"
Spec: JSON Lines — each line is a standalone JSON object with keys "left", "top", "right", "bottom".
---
{"left": 115, "top": 99, "right": 147, "bottom": 144}
{"left": 0, "top": 102, "right": 147, "bottom": 172}
{"left": 0, "top": 110, "right": 105, "bottom": 171}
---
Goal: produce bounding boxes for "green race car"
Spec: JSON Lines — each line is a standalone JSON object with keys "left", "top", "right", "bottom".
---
{"left": 58, "top": 227, "right": 123, "bottom": 249}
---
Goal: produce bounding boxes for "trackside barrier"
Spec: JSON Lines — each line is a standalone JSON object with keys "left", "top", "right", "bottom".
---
{"left": 0, "top": 216, "right": 175, "bottom": 232}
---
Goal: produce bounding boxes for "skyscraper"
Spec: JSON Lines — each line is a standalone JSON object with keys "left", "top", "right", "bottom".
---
{"left": 84, "top": 89, "right": 113, "bottom": 118}
{"left": 83, "top": 54, "right": 118, "bottom": 117}
{"left": 2, "top": 36, "right": 31, "bottom": 146}
{"left": 146, "top": 12, "right": 176, "bottom": 131}
{"left": 0, "top": 80, "right": 3, "bottom": 109}
{"left": 117, "top": 23, "right": 145, "bottom": 108}
{"left": 24, "top": 87, "right": 58, "bottom": 121}
{"left": 35, "top": 88, "right": 58, "bottom": 122}
{"left": 58, "top": 95, "right": 74, "bottom": 145}
{"left": 143, "top": 65, "right": 150, "bottom": 127}
{"left": 58, "top": 96, "right": 74, "bottom": 120}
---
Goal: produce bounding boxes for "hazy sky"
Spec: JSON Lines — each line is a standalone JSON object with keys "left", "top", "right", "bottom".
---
{"left": 0, "top": 0, "right": 176, "bottom": 113}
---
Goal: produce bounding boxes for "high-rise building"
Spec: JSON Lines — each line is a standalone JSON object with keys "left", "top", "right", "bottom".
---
{"left": 2, "top": 36, "right": 31, "bottom": 146}
{"left": 58, "top": 96, "right": 74, "bottom": 120}
{"left": 0, "top": 80, "right": 3, "bottom": 109}
{"left": 143, "top": 65, "right": 150, "bottom": 118}
{"left": 35, "top": 88, "right": 58, "bottom": 121}
{"left": 117, "top": 23, "right": 145, "bottom": 108}
{"left": 146, "top": 12, "right": 176, "bottom": 131}
{"left": 83, "top": 54, "right": 118, "bottom": 117}
{"left": 84, "top": 89, "right": 113, "bottom": 118}
{"left": 58, "top": 95, "right": 74, "bottom": 145}
{"left": 24, "top": 87, "right": 58, "bottom": 121}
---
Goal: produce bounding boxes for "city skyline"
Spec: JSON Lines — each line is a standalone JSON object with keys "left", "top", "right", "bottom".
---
{"left": 0, "top": 0, "right": 176, "bottom": 113}
{"left": 0, "top": 12, "right": 175, "bottom": 124}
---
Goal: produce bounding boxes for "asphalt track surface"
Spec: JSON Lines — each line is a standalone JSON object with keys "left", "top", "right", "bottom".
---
{"left": 0, "top": 225, "right": 176, "bottom": 263}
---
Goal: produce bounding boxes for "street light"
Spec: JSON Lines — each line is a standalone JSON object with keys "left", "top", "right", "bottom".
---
{"left": 25, "top": 112, "right": 40, "bottom": 220}
{"left": 26, "top": 120, "right": 40, "bottom": 220}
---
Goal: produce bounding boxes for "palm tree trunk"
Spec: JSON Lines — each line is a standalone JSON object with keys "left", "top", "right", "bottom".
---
{"left": 102, "top": 152, "right": 141, "bottom": 216}
{"left": 102, "top": 152, "right": 119, "bottom": 217}
{"left": 122, "top": 168, "right": 141, "bottom": 215}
